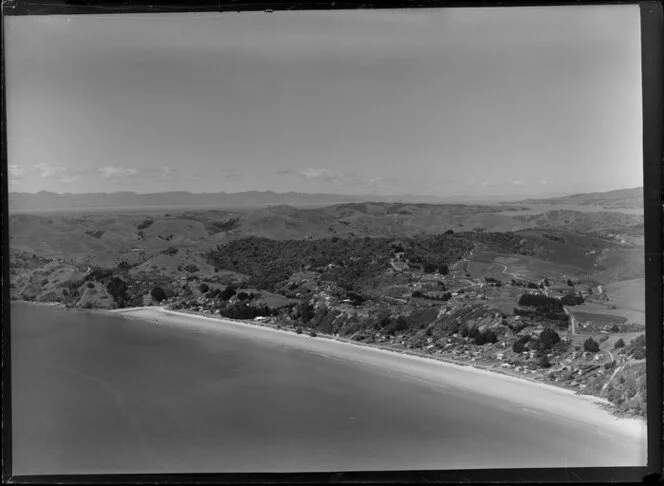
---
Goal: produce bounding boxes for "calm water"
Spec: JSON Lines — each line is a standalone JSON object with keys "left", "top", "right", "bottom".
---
{"left": 11, "top": 303, "right": 645, "bottom": 475}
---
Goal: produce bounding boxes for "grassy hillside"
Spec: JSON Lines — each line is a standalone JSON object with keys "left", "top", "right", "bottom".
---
{"left": 8, "top": 202, "right": 643, "bottom": 265}
{"left": 517, "top": 187, "right": 643, "bottom": 209}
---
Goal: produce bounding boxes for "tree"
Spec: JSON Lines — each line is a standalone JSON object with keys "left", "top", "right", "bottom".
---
{"left": 151, "top": 286, "right": 167, "bottom": 302}
{"left": 539, "top": 327, "right": 561, "bottom": 350}
{"left": 527, "top": 282, "right": 538, "bottom": 289}
{"left": 483, "top": 329, "right": 498, "bottom": 344}
{"left": 219, "top": 285, "right": 237, "bottom": 300}
{"left": 117, "top": 260, "right": 131, "bottom": 271}
{"left": 184, "top": 264, "right": 199, "bottom": 273}
{"left": 106, "top": 277, "right": 128, "bottom": 306}
{"left": 474, "top": 332, "right": 486, "bottom": 346}
{"left": 583, "top": 337, "right": 600, "bottom": 353}
{"left": 237, "top": 291, "right": 250, "bottom": 301}
{"left": 537, "top": 355, "right": 552, "bottom": 368}
{"left": 438, "top": 263, "right": 450, "bottom": 275}
{"left": 513, "top": 335, "right": 531, "bottom": 353}
{"left": 614, "top": 338, "right": 625, "bottom": 349}
{"left": 412, "top": 290, "right": 424, "bottom": 298}
{"left": 298, "top": 302, "right": 315, "bottom": 323}
{"left": 567, "top": 279, "right": 574, "bottom": 287}
{"left": 444, "top": 229, "right": 454, "bottom": 235}
{"left": 199, "top": 283, "right": 210, "bottom": 293}
{"left": 422, "top": 262, "right": 437, "bottom": 274}
{"left": 561, "top": 293, "right": 584, "bottom": 306}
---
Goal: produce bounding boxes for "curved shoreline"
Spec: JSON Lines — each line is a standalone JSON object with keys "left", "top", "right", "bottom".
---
{"left": 109, "top": 305, "right": 645, "bottom": 441}
{"left": 10, "top": 300, "right": 646, "bottom": 440}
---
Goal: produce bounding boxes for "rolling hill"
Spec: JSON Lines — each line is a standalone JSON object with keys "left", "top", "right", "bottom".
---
{"left": 515, "top": 187, "right": 643, "bottom": 210}
{"left": 9, "top": 201, "right": 643, "bottom": 264}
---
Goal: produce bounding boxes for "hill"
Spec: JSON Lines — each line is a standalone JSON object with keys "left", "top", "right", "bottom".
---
{"left": 9, "top": 203, "right": 643, "bottom": 265}
{"left": 515, "top": 187, "right": 643, "bottom": 210}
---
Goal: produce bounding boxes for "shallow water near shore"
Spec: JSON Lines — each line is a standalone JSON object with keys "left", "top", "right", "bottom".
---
{"left": 11, "top": 302, "right": 646, "bottom": 475}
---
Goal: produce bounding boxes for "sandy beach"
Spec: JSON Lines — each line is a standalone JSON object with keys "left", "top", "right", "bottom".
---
{"left": 114, "top": 306, "right": 646, "bottom": 441}
{"left": 12, "top": 301, "right": 647, "bottom": 473}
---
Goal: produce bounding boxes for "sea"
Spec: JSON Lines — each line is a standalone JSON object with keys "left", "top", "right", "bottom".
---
{"left": 10, "top": 302, "right": 646, "bottom": 475}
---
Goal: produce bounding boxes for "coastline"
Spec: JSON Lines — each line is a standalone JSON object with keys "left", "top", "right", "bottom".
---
{"left": 10, "top": 300, "right": 646, "bottom": 439}
{"left": 108, "top": 304, "right": 645, "bottom": 440}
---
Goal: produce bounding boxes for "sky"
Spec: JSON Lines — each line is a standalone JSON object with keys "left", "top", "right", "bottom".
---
{"left": 5, "top": 6, "right": 643, "bottom": 197}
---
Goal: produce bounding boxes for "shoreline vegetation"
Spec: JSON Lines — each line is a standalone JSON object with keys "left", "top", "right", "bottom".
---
{"left": 12, "top": 299, "right": 646, "bottom": 436}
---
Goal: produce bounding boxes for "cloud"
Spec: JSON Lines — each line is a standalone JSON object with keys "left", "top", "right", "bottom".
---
{"left": 224, "top": 173, "right": 244, "bottom": 182}
{"left": 276, "top": 167, "right": 296, "bottom": 175}
{"left": 276, "top": 167, "right": 388, "bottom": 189}
{"left": 8, "top": 164, "right": 25, "bottom": 178}
{"left": 60, "top": 174, "right": 81, "bottom": 184}
{"left": 511, "top": 180, "right": 526, "bottom": 186}
{"left": 34, "top": 163, "right": 66, "bottom": 178}
{"left": 99, "top": 166, "right": 139, "bottom": 178}
{"left": 540, "top": 179, "right": 551, "bottom": 185}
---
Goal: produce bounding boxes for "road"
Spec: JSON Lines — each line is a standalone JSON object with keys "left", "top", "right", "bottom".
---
{"left": 12, "top": 303, "right": 646, "bottom": 475}
{"left": 494, "top": 262, "right": 530, "bottom": 283}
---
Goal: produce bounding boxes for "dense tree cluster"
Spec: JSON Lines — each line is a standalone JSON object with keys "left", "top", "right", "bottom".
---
{"left": 512, "top": 335, "right": 531, "bottom": 353}
{"left": 106, "top": 276, "right": 128, "bottom": 307}
{"left": 538, "top": 327, "right": 561, "bottom": 350}
{"left": 627, "top": 334, "right": 645, "bottom": 360}
{"left": 518, "top": 294, "right": 564, "bottom": 311}
{"left": 204, "top": 235, "right": 470, "bottom": 291}
{"left": 560, "top": 293, "right": 584, "bottom": 306}
{"left": 151, "top": 286, "right": 167, "bottom": 302}
{"left": 470, "top": 328, "right": 498, "bottom": 346}
{"left": 583, "top": 337, "right": 600, "bottom": 353}
{"left": 219, "top": 285, "right": 237, "bottom": 300}
{"left": 460, "top": 231, "right": 535, "bottom": 256}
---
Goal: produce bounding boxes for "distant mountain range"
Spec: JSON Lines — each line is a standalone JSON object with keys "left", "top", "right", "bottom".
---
{"left": 514, "top": 187, "right": 643, "bottom": 209}
{"left": 8, "top": 187, "right": 642, "bottom": 213}
{"left": 6, "top": 190, "right": 520, "bottom": 212}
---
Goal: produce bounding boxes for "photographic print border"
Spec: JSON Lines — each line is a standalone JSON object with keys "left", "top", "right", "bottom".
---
{"left": 1, "top": 1, "right": 661, "bottom": 483}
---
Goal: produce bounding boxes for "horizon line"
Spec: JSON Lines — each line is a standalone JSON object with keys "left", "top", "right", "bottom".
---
{"left": 7, "top": 186, "right": 643, "bottom": 199}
